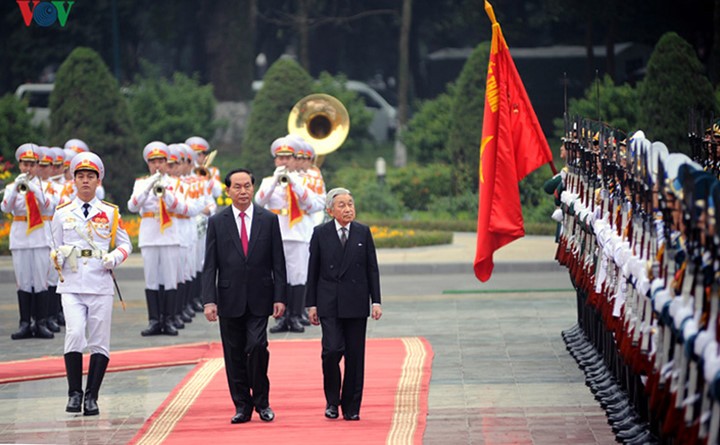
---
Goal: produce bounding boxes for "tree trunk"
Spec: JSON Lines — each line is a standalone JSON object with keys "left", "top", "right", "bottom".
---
{"left": 297, "top": 0, "right": 311, "bottom": 72}
{"left": 394, "top": 0, "right": 412, "bottom": 168}
{"left": 205, "top": 0, "right": 255, "bottom": 100}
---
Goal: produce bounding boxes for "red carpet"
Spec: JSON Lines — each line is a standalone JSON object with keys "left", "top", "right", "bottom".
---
{"left": 129, "top": 337, "right": 432, "bottom": 445}
{"left": 0, "top": 342, "right": 214, "bottom": 384}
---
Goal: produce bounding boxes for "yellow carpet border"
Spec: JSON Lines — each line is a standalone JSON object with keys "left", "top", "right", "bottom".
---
{"left": 135, "top": 358, "right": 224, "bottom": 445}
{"left": 386, "top": 337, "right": 427, "bottom": 444}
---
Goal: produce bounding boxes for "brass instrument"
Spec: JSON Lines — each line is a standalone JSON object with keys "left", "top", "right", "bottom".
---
{"left": 194, "top": 150, "right": 217, "bottom": 177}
{"left": 288, "top": 94, "right": 350, "bottom": 165}
{"left": 278, "top": 168, "right": 290, "bottom": 186}
{"left": 153, "top": 181, "right": 165, "bottom": 197}
{"left": 16, "top": 174, "right": 30, "bottom": 194}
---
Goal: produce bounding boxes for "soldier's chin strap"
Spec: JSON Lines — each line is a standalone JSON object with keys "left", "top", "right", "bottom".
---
{"left": 72, "top": 225, "right": 126, "bottom": 311}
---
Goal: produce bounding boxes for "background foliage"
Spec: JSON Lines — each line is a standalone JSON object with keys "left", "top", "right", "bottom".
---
{"left": 127, "top": 63, "right": 222, "bottom": 145}
{"left": 49, "top": 47, "right": 140, "bottom": 204}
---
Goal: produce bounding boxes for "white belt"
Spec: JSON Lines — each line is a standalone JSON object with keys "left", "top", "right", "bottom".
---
{"left": 58, "top": 246, "right": 107, "bottom": 272}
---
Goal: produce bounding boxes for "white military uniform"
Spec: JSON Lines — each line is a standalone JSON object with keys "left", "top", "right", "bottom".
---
{"left": 52, "top": 196, "right": 131, "bottom": 356}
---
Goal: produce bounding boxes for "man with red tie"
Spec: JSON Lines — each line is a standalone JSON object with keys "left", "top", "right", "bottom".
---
{"left": 202, "top": 168, "right": 287, "bottom": 424}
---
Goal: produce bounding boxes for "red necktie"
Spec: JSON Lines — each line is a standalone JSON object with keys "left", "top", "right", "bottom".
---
{"left": 239, "top": 211, "right": 248, "bottom": 256}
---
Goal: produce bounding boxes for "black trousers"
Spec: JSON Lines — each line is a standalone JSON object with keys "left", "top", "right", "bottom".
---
{"left": 219, "top": 312, "right": 270, "bottom": 415}
{"left": 320, "top": 317, "right": 367, "bottom": 416}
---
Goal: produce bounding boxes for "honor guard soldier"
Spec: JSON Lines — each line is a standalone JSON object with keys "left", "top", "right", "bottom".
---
{"left": 128, "top": 141, "right": 192, "bottom": 336}
{"left": 60, "top": 138, "right": 105, "bottom": 203}
{"left": 185, "top": 137, "right": 220, "bottom": 312}
{"left": 2, "top": 143, "right": 56, "bottom": 339}
{"left": 294, "top": 137, "right": 327, "bottom": 226}
{"left": 36, "top": 147, "right": 63, "bottom": 333}
{"left": 51, "top": 151, "right": 132, "bottom": 416}
{"left": 256, "top": 136, "right": 325, "bottom": 333}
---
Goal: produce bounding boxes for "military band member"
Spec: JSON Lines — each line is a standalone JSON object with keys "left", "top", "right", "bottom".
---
{"left": 255, "top": 136, "right": 325, "bottom": 333}
{"left": 51, "top": 151, "right": 132, "bottom": 416}
{"left": 185, "top": 137, "right": 220, "bottom": 312}
{"left": 128, "top": 141, "right": 192, "bottom": 336}
{"left": 60, "top": 139, "right": 105, "bottom": 203}
{"left": 36, "top": 147, "right": 62, "bottom": 333}
{"left": 2, "top": 143, "right": 56, "bottom": 339}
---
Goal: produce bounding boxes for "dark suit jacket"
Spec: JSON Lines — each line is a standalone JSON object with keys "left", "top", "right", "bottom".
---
{"left": 202, "top": 205, "right": 287, "bottom": 318}
{"left": 306, "top": 220, "right": 381, "bottom": 318}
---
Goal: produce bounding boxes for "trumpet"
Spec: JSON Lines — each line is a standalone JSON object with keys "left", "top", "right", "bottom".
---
{"left": 16, "top": 174, "right": 30, "bottom": 194}
{"left": 153, "top": 182, "right": 165, "bottom": 197}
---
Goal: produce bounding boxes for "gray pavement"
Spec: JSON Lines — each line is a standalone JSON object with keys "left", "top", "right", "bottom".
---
{"left": 0, "top": 234, "right": 616, "bottom": 444}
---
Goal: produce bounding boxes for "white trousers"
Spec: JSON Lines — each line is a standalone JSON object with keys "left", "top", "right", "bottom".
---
{"left": 62, "top": 293, "right": 113, "bottom": 358}
{"left": 141, "top": 245, "right": 180, "bottom": 290}
{"left": 195, "top": 234, "right": 205, "bottom": 273}
{"left": 283, "top": 240, "right": 309, "bottom": 285}
{"left": 178, "top": 244, "right": 195, "bottom": 282}
{"left": 11, "top": 247, "right": 50, "bottom": 293}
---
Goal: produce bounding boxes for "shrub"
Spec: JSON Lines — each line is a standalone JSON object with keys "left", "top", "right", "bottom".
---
{"left": 127, "top": 64, "right": 221, "bottom": 145}
{"left": 402, "top": 85, "right": 456, "bottom": 164}
{"left": 49, "top": 47, "right": 140, "bottom": 206}
{"left": 638, "top": 32, "right": 717, "bottom": 153}
{"left": 243, "top": 58, "right": 313, "bottom": 176}
{"left": 552, "top": 74, "right": 640, "bottom": 140}
{"left": 370, "top": 226, "right": 453, "bottom": 248}
{"left": 0, "top": 94, "right": 40, "bottom": 162}
{"left": 446, "top": 42, "right": 490, "bottom": 195}
{"left": 386, "top": 163, "right": 453, "bottom": 211}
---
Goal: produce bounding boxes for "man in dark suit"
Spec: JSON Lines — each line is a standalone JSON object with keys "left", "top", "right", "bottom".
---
{"left": 306, "top": 187, "right": 382, "bottom": 421}
{"left": 202, "top": 168, "right": 287, "bottom": 424}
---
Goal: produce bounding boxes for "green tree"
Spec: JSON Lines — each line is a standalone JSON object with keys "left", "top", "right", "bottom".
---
{"left": 0, "top": 94, "right": 39, "bottom": 163}
{"left": 242, "top": 58, "right": 313, "bottom": 176}
{"left": 401, "top": 84, "right": 456, "bottom": 164}
{"left": 446, "top": 42, "right": 490, "bottom": 195}
{"left": 553, "top": 74, "right": 640, "bottom": 139}
{"left": 637, "top": 32, "right": 717, "bottom": 153}
{"left": 127, "top": 64, "right": 220, "bottom": 144}
{"left": 49, "top": 47, "right": 139, "bottom": 206}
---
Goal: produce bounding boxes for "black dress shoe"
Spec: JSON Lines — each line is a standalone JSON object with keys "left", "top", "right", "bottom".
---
{"left": 66, "top": 390, "right": 83, "bottom": 413}
{"left": 325, "top": 405, "right": 339, "bottom": 419}
{"left": 269, "top": 319, "right": 289, "bottom": 333}
{"left": 231, "top": 411, "right": 251, "bottom": 424}
{"left": 258, "top": 407, "right": 275, "bottom": 422}
{"left": 288, "top": 317, "right": 305, "bottom": 333}
{"left": 343, "top": 413, "right": 360, "bottom": 421}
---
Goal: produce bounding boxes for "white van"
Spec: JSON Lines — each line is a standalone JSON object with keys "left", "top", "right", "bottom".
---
{"left": 252, "top": 79, "right": 397, "bottom": 142}
{"left": 15, "top": 83, "right": 53, "bottom": 127}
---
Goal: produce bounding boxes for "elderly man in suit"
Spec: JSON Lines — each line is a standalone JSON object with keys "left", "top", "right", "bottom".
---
{"left": 306, "top": 187, "right": 382, "bottom": 421}
{"left": 202, "top": 168, "right": 287, "bottom": 424}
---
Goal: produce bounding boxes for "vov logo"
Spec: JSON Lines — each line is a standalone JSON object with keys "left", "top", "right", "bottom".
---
{"left": 17, "top": 1, "right": 75, "bottom": 27}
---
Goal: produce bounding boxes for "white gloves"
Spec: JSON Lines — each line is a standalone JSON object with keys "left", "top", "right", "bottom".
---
{"left": 50, "top": 249, "right": 64, "bottom": 269}
{"left": 101, "top": 251, "right": 123, "bottom": 270}
{"left": 551, "top": 208, "right": 563, "bottom": 222}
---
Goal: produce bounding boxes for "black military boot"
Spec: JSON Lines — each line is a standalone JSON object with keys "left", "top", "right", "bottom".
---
{"left": 11, "top": 290, "right": 33, "bottom": 340}
{"left": 162, "top": 289, "right": 179, "bottom": 336}
{"left": 178, "top": 282, "right": 192, "bottom": 323}
{"left": 46, "top": 286, "right": 61, "bottom": 333}
{"left": 55, "top": 287, "right": 65, "bottom": 326}
{"left": 64, "top": 352, "right": 83, "bottom": 413}
{"left": 32, "top": 291, "right": 55, "bottom": 339}
{"left": 141, "top": 289, "right": 163, "bottom": 336}
{"left": 297, "top": 285, "right": 310, "bottom": 326}
{"left": 287, "top": 285, "right": 305, "bottom": 333}
{"left": 190, "top": 272, "right": 204, "bottom": 312}
{"left": 83, "top": 353, "right": 109, "bottom": 416}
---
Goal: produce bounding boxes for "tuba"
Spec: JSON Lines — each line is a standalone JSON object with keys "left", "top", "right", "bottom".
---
{"left": 288, "top": 94, "right": 350, "bottom": 165}
{"left": 194, "top": 150, "right": 217, "bottom": 177}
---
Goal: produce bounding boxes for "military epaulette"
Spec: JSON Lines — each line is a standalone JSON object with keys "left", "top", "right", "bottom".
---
{"left": 56, "top": 201, "right": 73, "bottom": 210}
{"left": 101, "top": 200, "right": 119, "bottom": 209}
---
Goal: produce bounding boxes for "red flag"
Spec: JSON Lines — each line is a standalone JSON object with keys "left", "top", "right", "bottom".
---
{"left": 25, "top": 191, "right": 44, "bottom": 235}
{"left": 287, "top": 188, "right": 303, "bottom": 228}
{"left": 473, "top": 1, "right": 553, "bottom": 282}
{"left": 159, "top": 199, "right": 172, "bottom": 233}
